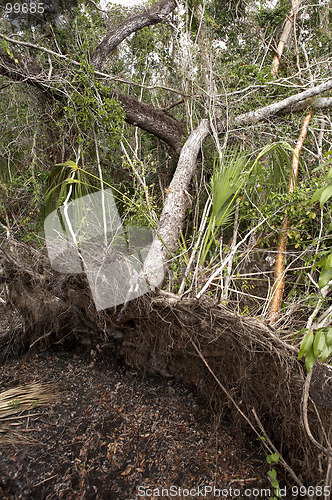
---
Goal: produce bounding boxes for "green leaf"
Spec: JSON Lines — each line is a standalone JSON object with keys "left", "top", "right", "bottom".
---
{"left": 305, "top": 346, "right": 317, "bottom": 372}
{"left": 327, "top": 222, "right": 332, "bottom": 233}
{"left": 271, "top": 480, "right": 279, "bottom": 489}
{"left": 325, "top": 328, "right": 332, "bottom": 347}
{"left": 320, "top": 343, "right": 331, "bottom": 363}
{"left": 270, "top": 452, "right": 280, "bottom": 464}
{"left": 298, "top": 331, "right": 314, "bottom": 360}
{"left": 268, "top": 469, "right": 277, "bottom": 480}
{"left": 312, "top": 153, "right": 332, "bottom": 175}
{"left": 325, "top": 253, "right": 332, "bottom": 269}
{"left": 326, "top": 166, "right": 332, "bottom": 180}
{"left": 318, "top": 266, "right": 332, "bottom": 289}
{"left": 55, "top": 160, "right": 78, "bottom": 170}
{"left": 320, "top": 183, "right": 332, "bottom": 205}
{"left": 313, "top": 256, "right": 328, "bottom": 271}
{"left": 267, "top": 456, "right": 272, "bottom": 464}
{"left": 311, "top": 187, "right": 325, "bottom": 203}
{"left": 65, "top": 178, "right": 80, "bottom": 184}
{"left": 313, "top": 331, "right": 325, "bottom": 358}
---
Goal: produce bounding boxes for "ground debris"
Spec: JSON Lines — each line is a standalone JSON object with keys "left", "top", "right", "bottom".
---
{"left": 0, "top": 350, "right": 264, "bottom": 499}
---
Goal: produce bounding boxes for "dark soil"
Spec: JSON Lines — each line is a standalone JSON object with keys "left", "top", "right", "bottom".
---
{"left": 0, "top": 348, "right": 268, "bottom": 500}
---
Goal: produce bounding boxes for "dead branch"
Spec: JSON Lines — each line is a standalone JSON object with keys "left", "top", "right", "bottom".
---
{"left": 225, "top": 79, "right": 332, "bottom": 131}
{"left": 91, "top": 0, "right": 176, "bottom": 70}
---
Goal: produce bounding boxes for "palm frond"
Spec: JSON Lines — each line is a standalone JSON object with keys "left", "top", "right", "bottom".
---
{"left": 42, "top": 161, "right": 96, "bottom": 219}
{"left": 199, "top": 142, "right": 295, "bottom": 266}
{"left": 0, "top": 382, "right": 60, "bottom": 445}
{"left": 211, "top": 148, "right": 250, "bottom": 225}
{"left": 200, "top": 148, "right": 250, "bottom": 264}
{"left": 251, "top": 143, "right": 293, "bottom": 192}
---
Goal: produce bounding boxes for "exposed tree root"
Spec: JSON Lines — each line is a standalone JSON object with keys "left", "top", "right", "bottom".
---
{"left": 0, "top": 239, "right": 331, "bottom": 488}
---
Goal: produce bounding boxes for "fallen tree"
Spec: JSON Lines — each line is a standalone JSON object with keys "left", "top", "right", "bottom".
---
{"left": 1, "top": 36, "right": 331, "bottom": 279}
{"left": 0, "top": 239, "right": 331, "bottom": 490}
{"left": 1, "top": 1, "right": 332, "bottom": 492}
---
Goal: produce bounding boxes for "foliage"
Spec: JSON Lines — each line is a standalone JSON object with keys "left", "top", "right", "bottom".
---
{"left": 311, "top": 152, "right": 332, "bottom": 288}
{"left": 1, "top": 37, "right": 18, "bottom": 62}
{"left": 200, "top": 148, "right": 251, "bottom": 264}
{"left": 0, "top": 0, "right": 331, "bottom": 317}
{"left": 255, "top": 0, "right": 291, "bottom": 29}
{"left": 43, "top": 160, "right": 95, "bottom": 219}
{"left": 43, "top": 158, "right": 157, "bottom": 235}
{"left": 297, "top": 328, "right": 332, "bottom": 372}
{"left": 60, "top": 61, "right": 125, "bottom": 149}
{"left": 259, "top": 438, "right": 282, "bottom": 499}
{"left": 200, "top": 142, "right": 296, "bottom": 265}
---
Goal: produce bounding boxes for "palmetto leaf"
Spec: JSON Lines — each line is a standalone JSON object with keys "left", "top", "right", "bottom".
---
{"left": 250, "top": 143, "right": 293, "bottom": 192}
{"left": 211, "top": 148, "right": 249, "bottom": 226}
{"left": 199, "top": 141, "right": 294, "bottom": 266}
{"left": 200, "top": 148, "right": 250, "bottom": 264}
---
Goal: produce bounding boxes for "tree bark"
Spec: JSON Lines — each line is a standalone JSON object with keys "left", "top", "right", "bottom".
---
{"left": 91, "top": 0, "right": 176, "bottom": 70}
{"left": 281, "top": 97, "right": 332, "bottom": 114}
{"left": 271, "top": 0, "right": 301, "bottom": 78}
{"left": 143, "top": 119, "right": 210, "bottom": 287}
{"left": 271, "top": 17, "right": 293, "bottom": 78}
{"left": 114, "top": 91, "right": 183, "bottom": 154}
{"left": 223, "top": 79, "right": 332, "bottom": 131}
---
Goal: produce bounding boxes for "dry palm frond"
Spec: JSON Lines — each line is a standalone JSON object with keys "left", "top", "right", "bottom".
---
{"left": 0, "top": 382, "right": 60, "bottom": 445}
{"left": 0, "top": 426, "right": 37, "bottom": 445}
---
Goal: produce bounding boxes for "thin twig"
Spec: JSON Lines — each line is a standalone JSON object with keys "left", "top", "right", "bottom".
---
{"left": 302, "top": 370, "right": 332, "bottom": 500}
{"left": 252, "top": 408, "right": 305, "bottom": 490}
{"left": 185, "top": 331, "right": 304, "bottom": 487}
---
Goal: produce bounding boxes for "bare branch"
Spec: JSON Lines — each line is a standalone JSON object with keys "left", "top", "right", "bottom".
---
{"left": 91, "top": 0, "right": 176, "bottom": 70}
{"left": 0, "top": 33, "right": 185, "bottom": 95}
{"left": 221, "top": 79, "right": 332, "bottom": 131}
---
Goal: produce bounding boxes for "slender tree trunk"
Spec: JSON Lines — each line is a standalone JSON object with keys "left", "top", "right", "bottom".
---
{"left": 271, "top": 14, "right": 294, "bottom": 77}
{"left": 271, "top": 0, "right": 301, "bottom": 78}
{"left": 267, "top": 110, "right": 313, "bottom": 324}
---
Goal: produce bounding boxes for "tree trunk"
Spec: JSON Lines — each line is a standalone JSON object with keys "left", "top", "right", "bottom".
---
{"left": 143, "top": 120, "right": 210, "bottom": 287}
{"left": 271, "top": 0, "right": 301, "bottom": 78}
{"left": 267, "top": 110, "right": 313, "bottom": 324}
{"left": 114, "top": 91, "right": 183, "bottom": 155}
{"left": 226, "top": 79, "right": 332, "bottom": 130}
{"left": 271, "top": 14, "right": 294, "bottom": 77}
